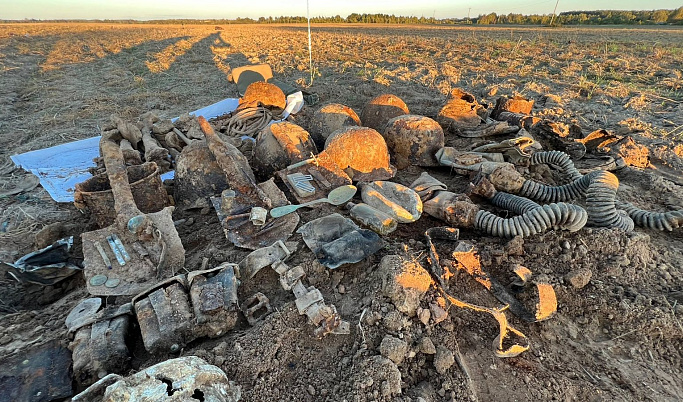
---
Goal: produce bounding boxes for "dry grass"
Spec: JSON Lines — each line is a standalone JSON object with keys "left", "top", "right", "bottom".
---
{"left": 0, "top": 22, "right": 682, "bottom": 402}
{"left": 1, "top": 23, "right": 681, "bottom": 154}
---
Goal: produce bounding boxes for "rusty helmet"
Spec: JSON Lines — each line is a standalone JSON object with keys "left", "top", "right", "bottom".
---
{"left": 360, "top": 94, "right": 409, "bottom": 132}
{"left": 239, "top": 81, "right": 286, "bottom": 112}
{"left": 252, "top": 121, "right": 318, "bottom": 178}
{"left": 384, "top": 114, "right": 444, "bottom": 168}
{"left": 322, "top": 126, "right": 395, "bottom": 181}
{"left": 309, "top": 103, "right": 361, "bottom": 150}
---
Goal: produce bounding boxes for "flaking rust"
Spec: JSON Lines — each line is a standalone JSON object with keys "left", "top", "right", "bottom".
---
{"left": 81, "top": 130, "right": 184, "bottom": 297}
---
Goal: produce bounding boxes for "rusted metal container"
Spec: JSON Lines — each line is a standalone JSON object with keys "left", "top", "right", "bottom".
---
{"left": 74, "top": 162, "right": 169, "bottom": 228}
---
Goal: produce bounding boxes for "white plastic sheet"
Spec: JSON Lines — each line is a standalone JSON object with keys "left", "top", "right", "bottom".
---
{"left": 11, "top": 98, "right": 244, "bottom": 202}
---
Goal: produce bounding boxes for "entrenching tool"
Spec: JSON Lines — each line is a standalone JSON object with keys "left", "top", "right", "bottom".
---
{"left": 81, "top": 132, "right": 184, "bottom": 296}
{"left": 269, "top": 185, "right": 357, "bottom": 218}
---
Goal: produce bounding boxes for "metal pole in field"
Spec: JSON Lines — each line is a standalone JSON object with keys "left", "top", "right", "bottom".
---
{"left": 549, "top": 0, "right": 560, "bottom": 26}
{"left": 307, "top": 0, "right": 313, "bottom": 85}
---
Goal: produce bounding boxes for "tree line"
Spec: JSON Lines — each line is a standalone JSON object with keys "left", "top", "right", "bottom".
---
{"left": 6, "top": 8, "right": 683, "bottom": 26}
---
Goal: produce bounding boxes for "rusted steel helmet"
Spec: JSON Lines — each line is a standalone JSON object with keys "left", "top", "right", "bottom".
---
{"left": 360, "top": 94, "right": 409, "bottom": 132}
{"left": 384, "top": 114, "right": 444, "bottom": 168}
{"left": 239, "top": 81, "right": 286, "bottom": 112}
{"left": 322, "top": 126, "right": 395, "bottom": 181}
{"left": 174, "top": 140, "right": 230, "bottom": 209}
{"left": 436, "top": 88, "right": 482, "bottom": 132}
{"left": 252, "top": 121, "right": 318, "bottom": 178}
{"left": 309, "top": 103, "right": 361, "bottom": 149}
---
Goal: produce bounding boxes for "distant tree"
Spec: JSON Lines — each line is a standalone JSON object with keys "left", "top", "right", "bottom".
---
{"left": 478, "top": 13, "right": 497, "bottom": 24}
{"left": 668, "top": 7, "right": 683, "bottom": 24}
{"left": 652, "top": 10, "right": 670, "bottom": 23}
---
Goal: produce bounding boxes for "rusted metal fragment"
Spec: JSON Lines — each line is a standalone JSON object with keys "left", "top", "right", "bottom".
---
{"left": 241, "top": 292, "right": 272, "bottom": 325}
{"left": 436, "top": 92, "right": 482, "bottom": 132}
{"left": 460, "top": 121, "right": 520, "bottom": 138}
{"left": 578, "top": 130, "right": 649, "bottom": 168}
{"left": 530, "top": 120, "right": 586, "bottom": 160}
{"left": 199, "top": 115, "right": 272, "bottom": 209}
{"left": 276, "top": 152, "right": 352, "bottom": 205}
{"left": 82, "top": 133, "right": 184, "bottom": 297}
{"left": 471, "top": 136, "right": 540, "bottom": 165}
{"left": 384, "top": 114, "right": 444, "bottom": 167}
{"left": 360, "top": 93, "right": 410, "bottom": 132}
{"left": 188, "top": 264, "right": 240, "bottom": 338}
{"left": 436, "top": 147, "right": 514, "bottom": 176}
{"left": 75, "top": 162, "right": 170, "bottom": 228}
{"left": 492, "top": 94, "right": 534, "bottom": 118}
{"left": 211, "top": 178, "right": 299, "bottom": 250}
{"left": 132, "top": 276, "right": 194, "bottom": 354}
{"left": 74, "top": 357, "right": 241, "bottom": 402}
{"left": 238, "top": 241, "right": 350, "bottom": 337}
{"left": 322, "top": 126, "right": 396, "bottom": 182}
{"left": 423, "top": 228, "right": 529, "bottom": 358}
{"left": 451, "top": 242, "right": 557, "bottom": 323}
{"left": 495, "top": 111, "right": 541, "bottom": 130}
{"left": 577, "top": 128, "right": 618, "bottom": 150}
{"left": 310, "top": 103, "right": 361, "bottom": 149}
{"left": 67, "top": 301, "right": 133, "bottom": 390}
{"left": 0, "top": 340, "right": 73, "bottom": 401}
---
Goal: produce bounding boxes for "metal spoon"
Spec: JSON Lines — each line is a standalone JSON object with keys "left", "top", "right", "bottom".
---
{"left": 270, "top": 185, "right": 357, "bottom": 218}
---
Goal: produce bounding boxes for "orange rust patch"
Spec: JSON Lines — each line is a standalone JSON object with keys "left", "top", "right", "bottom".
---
{"left": 535, "top": 283, "right": 558, "bottom": 321}
{"left": 395, "top": 261, "right": 433, "bottom": 292}
{"left": 513, "top": 265, "right": 533, "bottom": 283}
{"left": 453, "top": 247, "right": 492, "bottom": 290}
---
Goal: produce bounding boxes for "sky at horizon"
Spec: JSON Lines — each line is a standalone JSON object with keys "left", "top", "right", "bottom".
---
{"left": 1, "top": 0, "right": 681, "bottom": 20}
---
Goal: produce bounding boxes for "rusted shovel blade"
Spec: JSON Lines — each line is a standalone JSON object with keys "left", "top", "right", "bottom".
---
{"left": 82, "top": 134, "right": 184, "bottom": 297}
{"left": 82, "top": 206, "right": 184, "bottom": 296}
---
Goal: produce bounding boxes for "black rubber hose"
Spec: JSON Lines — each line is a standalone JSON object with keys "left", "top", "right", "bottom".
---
{"left": 585, "top": 171, "right": 634, "bottom": 231}
{"left": 615, "top": 200, "right": 683, "bottom": 231}
{"left": 474, "top": 202, "right": 588, "bottom": 238}
{"left": 518, "top": 173, "right": 592, "bottom": 203}
{"left": 531, "top": 150, "right": 582, "bottom": 181}
{"left": 490, "top": 192, "right": 540, "bottom": 214}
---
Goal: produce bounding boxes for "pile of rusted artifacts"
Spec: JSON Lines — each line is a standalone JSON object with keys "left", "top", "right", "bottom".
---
{"left": 34, "top": 79, "right": 682, "bottom": 400}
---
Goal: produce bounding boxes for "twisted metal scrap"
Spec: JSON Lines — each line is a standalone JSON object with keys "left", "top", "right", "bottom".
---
{"left": 425, "top": 227, "right": 557, "bottom": 357}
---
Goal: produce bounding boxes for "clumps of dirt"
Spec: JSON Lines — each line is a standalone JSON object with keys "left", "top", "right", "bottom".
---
{"left": 378, "top": 254, "right": 432, "bottom": 316}
{"left": 353, "top": 355, "right": 402, "bottom": 399}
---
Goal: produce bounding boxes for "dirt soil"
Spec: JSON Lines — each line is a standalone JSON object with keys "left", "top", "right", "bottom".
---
{"left": 0, "top": 23, "right": 682, "bottom": 401}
